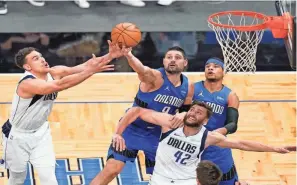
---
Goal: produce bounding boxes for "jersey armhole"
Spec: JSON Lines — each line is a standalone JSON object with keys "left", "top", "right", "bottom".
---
{"left": 160, "top": 128, "right": 176, "bottom": 142}
{"left": 197, "top": 129, "right": 208, "bottom": 158}
{"left": 18, "top": 75, "right": 36, "bottom": 84}
{"left": 16, "top": 75, "right": 36, "bottom": 95}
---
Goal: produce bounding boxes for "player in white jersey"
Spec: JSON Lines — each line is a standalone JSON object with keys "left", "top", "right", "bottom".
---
{"left": 113, "top": 101, "right": 296, "bottom": 185}
{"left": 1, "top": 47, "right": 114, "bottom": 185}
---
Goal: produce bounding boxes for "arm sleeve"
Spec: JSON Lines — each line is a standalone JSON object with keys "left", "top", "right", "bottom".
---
{"left": 224, "top": 107, "right": 239, "bottom": 134}
{"left": 178, "top": 104, "right": 191, "bottom": 113}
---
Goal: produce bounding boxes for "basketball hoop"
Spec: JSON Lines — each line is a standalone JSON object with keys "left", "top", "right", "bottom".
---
{"left": 208, "top": 10, "right": 293, "bottom": 73}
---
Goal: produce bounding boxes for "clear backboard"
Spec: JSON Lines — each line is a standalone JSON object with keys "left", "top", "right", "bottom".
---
{"left": 275, "top": 0, "right": 296, "bottom": 70}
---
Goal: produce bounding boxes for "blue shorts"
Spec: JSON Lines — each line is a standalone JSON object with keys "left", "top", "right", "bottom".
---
{"left": 107, "top": 125, "right": 160, "bottom": 174}
{"left": 219, "top": 164, "right": 238, "bottom": 185}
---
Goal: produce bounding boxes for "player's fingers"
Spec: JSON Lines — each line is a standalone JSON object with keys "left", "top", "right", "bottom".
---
{"left": 112, "top": 138, "right": 116, "bottom": 149}
{"left": 285, "top": 146, "right": 297, "bottom": 151}
{"left": 171, "top": 120, "right": 179, "bottom": 128}
{"left": 122, "top": 139, "right": 126, "bottom": 151}
{"left": 99, "top": 58, "right": 112, "bottom": 66}
{"left": 117, "top": 138, "right": 122, "bottom": 151}
{"left": 121, "top": 45, "right": 126, "bottom": 52}
{"left": 115, "top": 43, "right": 121, "bottom": 50}
{"left": 177, "top": 120, "right": 184, "bottom": 128}
{"left": 283, "top": 149, "right": 290, "bottom": 153}
{"left": 116, "top": 138, "right": 121, "bottom": 151}
{"left": 102, "top": 67, "right": 115, "bottom": 72}
{"left": 101, "top": 68, "right": 114, "bottom": 72}
{"left": 120, "top": 139, "right": 125, "bottom": 151}
{"left": 101, "top": 64, "right": 115, "bottom": 69}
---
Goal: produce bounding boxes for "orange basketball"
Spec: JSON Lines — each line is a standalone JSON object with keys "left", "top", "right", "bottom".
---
{"left": 111, "top": 22, "right": 142, "bottom": 48}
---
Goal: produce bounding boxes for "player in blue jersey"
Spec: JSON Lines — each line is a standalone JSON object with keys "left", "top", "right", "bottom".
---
{"left": 193, "top": 57, "right": 240, "bottom": 185}
{"left": 90, "top": 41, "right": 194, "bottom": 185}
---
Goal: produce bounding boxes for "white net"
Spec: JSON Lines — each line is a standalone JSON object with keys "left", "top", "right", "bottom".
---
{"left": 208, "top": 12, "right": 266, "bottom": 73}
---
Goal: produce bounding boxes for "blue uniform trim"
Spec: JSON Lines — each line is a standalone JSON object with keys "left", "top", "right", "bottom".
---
{"left": 18, "top": 75, "right": 35, "bottom": 84}
{"left": 160, "top": 129, "right": 176, "bottom": 142}
{"left": 197, "top": 129, "right": 208, "bottom": 158}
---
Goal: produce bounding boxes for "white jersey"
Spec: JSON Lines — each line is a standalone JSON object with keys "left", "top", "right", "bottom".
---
{"left": 152, "top": 126, "right": 208, "bottom": 180}
{"left": 9, "top": 71, "right": 57, "bottom": 130}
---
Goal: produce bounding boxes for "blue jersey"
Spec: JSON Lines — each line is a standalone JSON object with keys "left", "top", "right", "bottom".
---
{"left": 126, "top": 68, "right": 189, "bottom": 139}
{"left": 193, "top": 81, "right": 234, "bottom": 173}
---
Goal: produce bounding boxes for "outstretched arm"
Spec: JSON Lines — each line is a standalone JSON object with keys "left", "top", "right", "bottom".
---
{"left": 125, "top": 52, "right": 161, "bottom": 84}
{"left": 107, "top": 41, "right": 162, "bottom": 85}
{"left": 115, "top": 107, "right": 174, "bottom": 136}
{"left": 18, "top": 56, "right": 114, "bottom": 98}
{"left": 206, "top": 131, "right": 294, "bottom": 153}
{"left": 214, "top": 91, "right": 239, "bottom": 135}
{"left": 50, "top": 54, "right": 112, "bottom": 79}
{"left": 112, "top": 107, "right": 174, "bottom": 151}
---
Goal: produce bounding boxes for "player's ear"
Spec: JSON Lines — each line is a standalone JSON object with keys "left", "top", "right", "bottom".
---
{"left": 162, "top": 57, "right": 167, "bottom": 66}
{"left": 23, "top": 63, "right": 31, "bottom": 71}
{"left": 183, "top": 59, "right": 188, "bottom": 67}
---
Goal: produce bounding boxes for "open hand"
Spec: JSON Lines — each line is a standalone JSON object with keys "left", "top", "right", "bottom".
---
{"left": 284, "top": 146, "right": 296, "bottom": 152}
{"left": 86, "top": 54, "right": 114, "bottom": 73}
{"left": 274, "top": 147, "right": 290, "bottom": 154}
{"left": 108, "top": 40, "right": 132, "bottom": 59}
{"left": 112, "top": 134, "right": 126, "bottom": 152}
{"left": 169, "top": 112, "right": 185, "bottom": 129}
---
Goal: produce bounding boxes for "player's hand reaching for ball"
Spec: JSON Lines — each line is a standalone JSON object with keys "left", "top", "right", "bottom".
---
{"left": 108, "top": 40, "right": 132, "bottom": 59}
{"left": 86, "top": 54, "right": 114, "bottom": 73}
{"left": 120, "top": 45, "right": 132, "bottom": 57}
{"left": 112, "top": 134, "right": 126, "bottom": 152}
{"left": 108, "top": 40, "right": 123, "bottom": 59}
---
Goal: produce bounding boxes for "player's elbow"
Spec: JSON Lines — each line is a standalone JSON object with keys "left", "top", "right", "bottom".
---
{"left": 224, "top": 122, "right": 237, "bottom": 134}
{"left": 137, "top": 67, "right": 154, "bottom": 83}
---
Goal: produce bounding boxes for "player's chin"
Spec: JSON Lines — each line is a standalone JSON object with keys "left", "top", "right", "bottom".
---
{"left": 184, "top": 120, "right": 197, "bottom": 126}
{"left": 166, "top": 68, "right": 182, "bottom": 74}
{"left": 43, "top": 68, "right": 50, "bottom": 73}
{"left": 206, "top": 76, "right": 216, "bottom": 80}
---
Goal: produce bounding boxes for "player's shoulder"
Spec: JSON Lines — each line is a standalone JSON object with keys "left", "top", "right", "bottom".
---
{"left": 18, "top": 72, "right": 37, "bottom": 84}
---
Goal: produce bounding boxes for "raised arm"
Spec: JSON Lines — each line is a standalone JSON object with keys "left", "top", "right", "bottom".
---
{"left": 49, "top": 53, "right": 113, "bottom": 79}
{"left": 18, "top": 57, "right": 114, "bottom": 98}
{"left": 205, "top": 131, "right": 294, "bottom": 154}
{"left": 107, "top": 40, "right": 162, "bottom": 85}
{"left": 214, "top": 91, "right": 239, "bottom": 135}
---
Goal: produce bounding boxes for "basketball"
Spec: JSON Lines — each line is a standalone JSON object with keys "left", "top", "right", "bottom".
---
{"left": 111, "top": 22, "right": 142, "bottom": 48}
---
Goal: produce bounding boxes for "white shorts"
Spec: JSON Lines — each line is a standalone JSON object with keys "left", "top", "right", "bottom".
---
{"left": 2, "top": 122, "right": 56, "bottom": 172}
{"left": 149, "top": 172, "right": 197, "bottom": 185}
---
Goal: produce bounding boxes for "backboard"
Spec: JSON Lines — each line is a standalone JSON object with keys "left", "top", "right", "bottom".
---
{"left": 275, "top": 0, "right": 296, "bottom": 70}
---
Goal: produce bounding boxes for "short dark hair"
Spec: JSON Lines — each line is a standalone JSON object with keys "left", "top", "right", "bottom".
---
{"left": 191, "top": 100, "right": 213, "bottom": 119}
{"left": 165, "top": 46, "right": 187, "bottom": 59}
{"left": 196, "top": 160, "right": 222, "bottom": 185}
{"left": 14, "top": 47, "right": 37, "bottom": 69}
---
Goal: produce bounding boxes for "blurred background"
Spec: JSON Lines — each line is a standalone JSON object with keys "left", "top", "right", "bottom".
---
{"left": 0, "top": 0, "right": 294, "bottom": 73}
